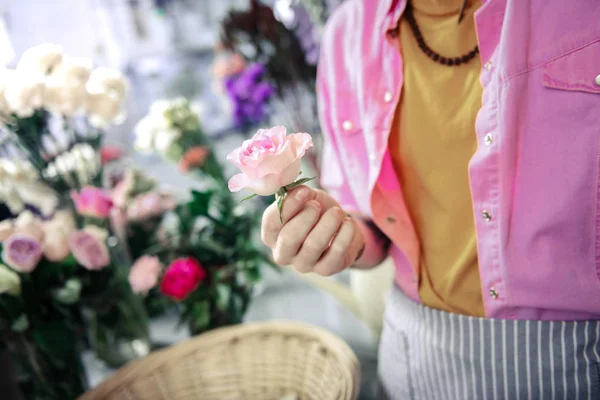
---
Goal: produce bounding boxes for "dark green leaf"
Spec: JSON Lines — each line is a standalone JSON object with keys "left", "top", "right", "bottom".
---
{"left": 33, "top": 322, "right": 75, "bottom": 358}
{"left": 190, "top": 300, "right": 210, "bottom": 330}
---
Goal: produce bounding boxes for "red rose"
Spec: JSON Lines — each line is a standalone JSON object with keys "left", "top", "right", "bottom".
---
{"left": 160, "top": 257, "right": 206, "bottom": 300}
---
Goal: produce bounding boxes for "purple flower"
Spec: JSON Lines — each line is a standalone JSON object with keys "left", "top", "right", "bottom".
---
{"left": 225, "top": 63, "right": 275, "bottom": 127}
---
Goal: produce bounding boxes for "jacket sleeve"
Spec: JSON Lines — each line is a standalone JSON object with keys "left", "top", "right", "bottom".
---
{"left": 316, "top": 7, "right": 360, "bottom": 214}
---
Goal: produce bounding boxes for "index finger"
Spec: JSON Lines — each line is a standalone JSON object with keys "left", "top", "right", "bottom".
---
{"left": 260, "top": 186, "right": 314, "bottom": 247}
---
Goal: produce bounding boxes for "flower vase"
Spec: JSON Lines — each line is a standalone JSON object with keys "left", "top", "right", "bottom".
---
{"left": 85, "top": 275, "right": 151, "bottom": 368}
{"left": 2, "top": 328, "right": 87, "bottom": 400}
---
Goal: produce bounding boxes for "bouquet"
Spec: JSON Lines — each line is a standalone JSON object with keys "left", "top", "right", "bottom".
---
{"left": 0, "top": 44, "right": 149, "bottom": 399}
{"left": 130, "top": 99, "right": 274, "bottom": 335}
{"left": 128, "top": 187, "right": 270, "bottom": 335}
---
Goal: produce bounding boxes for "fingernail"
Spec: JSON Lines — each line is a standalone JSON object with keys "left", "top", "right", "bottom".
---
{"left": 294, "top": 187, "right": 309, "bottom": 201}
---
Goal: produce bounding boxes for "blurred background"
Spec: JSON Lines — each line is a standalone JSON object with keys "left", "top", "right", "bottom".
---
{"left": 0, "top": 1, "right": 394, "bottom": 399}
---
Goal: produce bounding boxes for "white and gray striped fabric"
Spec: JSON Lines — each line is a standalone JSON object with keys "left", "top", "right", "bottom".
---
{"left": 378, "top": 286, "right": 600, "bottom": 400}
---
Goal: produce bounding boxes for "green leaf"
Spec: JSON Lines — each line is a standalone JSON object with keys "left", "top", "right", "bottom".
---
{"left": 284, "top": 177, "right": 316, "bottom": 190}
{"left": 240, "top": 193, "right": 257, "bottom": 202}
{"left": 11, "top": 314, "right": 29, "bottom": 332}
{"left": 244, "top": 267, "right": 261, "bottom": 284}
{"left": 33, "top": 322, "right": 75, "bottom": 358}
{"left": 52, "top": 278, "right": 82, "bottom": 305}
{"left": 216, "top": 284, "right": 231, "bottom": 312}
{"left": 188, "top": 190, "right": 213, "bottom": 216}
{"left": 190, "top": 300, "right": 210, "bottom": 330}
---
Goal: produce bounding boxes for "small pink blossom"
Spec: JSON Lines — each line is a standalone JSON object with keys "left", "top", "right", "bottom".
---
{"left": 69, "top": 230, "right": 110, "bottom": 270}
{"left": 71, "top": 186, "right": 114, "bottom": 218}
{"left": 2, "top": 233, "right": 43, "bottom": 273}
{"left": 227, "top": 126, "right": 313, "bottom": 196}
{"left": 129, "top": 255, "right": 163, "bottom": 294}
{"left": 100, "top": 145, "right": 124, "bottom": 165}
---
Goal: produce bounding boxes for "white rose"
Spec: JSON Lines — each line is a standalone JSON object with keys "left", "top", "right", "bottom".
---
{"left": 16, "top": 182, "right": 59, "bottom": 217}
{"left": 17, "top": 43, "right": 63, "bottom": 75}
{"left": 0, "top": 220, "right": 14, "bottom": 242}
{"left": 43, "top": 57, "right": 92, "bottom": 116}
{"left": 86, "top": 91, "right": 126, "bottom": 128}
{"left": 44, "top": 209, "right": 76, "bottom": 236}
{"left": 86, "top": 67, "right": 127, "bottom": 98}
{"left": 0, "top": 159, "right": 38, "bottom": 182}
{"left": 0, "top": 264, "right": 21, "bottom": 296}
{"left": 4, "top": 69, "right": 45, "bottom": 117}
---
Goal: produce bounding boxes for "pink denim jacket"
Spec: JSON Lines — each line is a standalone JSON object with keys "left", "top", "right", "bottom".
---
{"left": 317, "top": 0, "right": 600, "bottom": 320}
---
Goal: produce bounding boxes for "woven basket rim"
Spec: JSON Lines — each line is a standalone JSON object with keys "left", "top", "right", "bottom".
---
{"left": 79, "top": 320, "right": 360, "bottom": 400}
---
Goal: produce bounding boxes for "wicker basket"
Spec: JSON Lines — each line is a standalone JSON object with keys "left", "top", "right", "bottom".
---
{"left": 79, "top": 321, "right": 360, "bottom": 400}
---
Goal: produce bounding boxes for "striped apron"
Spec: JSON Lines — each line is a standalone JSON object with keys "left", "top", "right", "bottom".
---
{"left": 378, "top": 286, "right": 600, "bottom": 399}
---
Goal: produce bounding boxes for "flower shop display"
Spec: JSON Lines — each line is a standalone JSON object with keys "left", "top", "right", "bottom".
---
{"left": 0, "top": 43, "right": 150, "bottom": 396}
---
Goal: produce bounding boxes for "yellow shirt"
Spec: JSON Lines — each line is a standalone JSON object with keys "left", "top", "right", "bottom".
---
{"left": 389, "top": 0, "right": 484, "bottom": 316}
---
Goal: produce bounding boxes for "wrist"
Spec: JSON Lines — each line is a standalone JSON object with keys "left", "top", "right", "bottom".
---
{"left": 351, "top": 217, "right": 390, "bottom": 269}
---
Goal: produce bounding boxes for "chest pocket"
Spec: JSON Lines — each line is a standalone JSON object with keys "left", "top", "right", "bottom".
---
{"left": 541, "top": 38, "right": 600, "bottom": 94}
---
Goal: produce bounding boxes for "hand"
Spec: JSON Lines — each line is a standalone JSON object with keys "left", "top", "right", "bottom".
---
{"left": 261, "top": 185, "right": 365, "bottom": 275}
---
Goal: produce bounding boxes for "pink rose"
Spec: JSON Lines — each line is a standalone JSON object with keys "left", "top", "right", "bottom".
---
{"left": 69, "top": 230, "right": 110, "bottom": 270}
{"left": 2, "top": 233, "right": 43, "bottom": 273}
{"left": 100, "top": 145, "right": 124, "bottom": 165}
{"left": 160, "top": 257, "right": 206, "bottom": 300}
{"left": 126, "top": 192, "right": 177, "bottom": 222}
{"left": 227, "top": 126, "right": 313, "bottom": 195}
{"left": 71, "top": 186, "right": 114, "bottom": 218}
{"left": 129, "top": 255, "right": 163, "bottom": 294}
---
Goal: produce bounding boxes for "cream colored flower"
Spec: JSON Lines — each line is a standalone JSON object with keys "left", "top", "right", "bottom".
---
{"left": 4, "top": 69, "right": 45, "bottom": 117}
{"left": 17, "top": 43, "right": 63, "bottom": 75}
{"left": 44, "top": 56, "right": 93, "bottom": 115}
{"left": 86, "top": 67, "right": 127, "bottom": 98}
{"left": 83, "top": 225, "right": 109, "bottom": 242}
{"left": 0, "top": 264, "right": 21, "bottom": 296}
{"left": 85, "top": 91, "right": 126, "bottom": 128}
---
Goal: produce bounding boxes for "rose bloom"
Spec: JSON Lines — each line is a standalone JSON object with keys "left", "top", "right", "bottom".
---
{"left": 69, "top": 230, "right": 110, "bottom": 270}
{"left": 227, "top": 126, "right": 313, "bottom": 195}
{"left": 2, "top": 233, "right": 43, "bottom": 273}
{"left": 17, "top": 43, "right": 63, "bottom": 75}
{"left": 129, "top": 255, "right": 163, "bottom": 294}
{"left": 160, "top": 257, "right": 206, "bottom": 300}
{"left": 71, "top": 186, "right": 114, "bottom": 218}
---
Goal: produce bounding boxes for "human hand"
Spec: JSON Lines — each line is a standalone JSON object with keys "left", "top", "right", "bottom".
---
{"left": 261, "top": 185, "right": 365, "bottom": 275}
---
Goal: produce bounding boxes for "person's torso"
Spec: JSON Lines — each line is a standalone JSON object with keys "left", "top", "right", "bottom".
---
{"left": 318, "top": 0, "right": 600, "bottom": 319}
